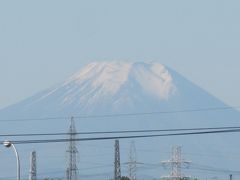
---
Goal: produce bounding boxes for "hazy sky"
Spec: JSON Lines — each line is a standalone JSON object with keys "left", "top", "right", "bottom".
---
{"left": 0, "top": 0, "right": 240, "bottom": 109}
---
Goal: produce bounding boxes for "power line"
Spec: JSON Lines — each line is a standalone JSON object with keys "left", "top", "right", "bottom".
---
{"left": 190, "top": 163, "right": 240, "bottom": 174}
{"left": 133, "top": 162, "right": 240, "bottom": 175}
{"left": 0, "top": 105, "right": 239, "bottom": 122}
{"left": 1, "top": 126, "right": 240, "bottom": 137}
{"left": 3, "top": 128, "right": 240, "bottom": 145}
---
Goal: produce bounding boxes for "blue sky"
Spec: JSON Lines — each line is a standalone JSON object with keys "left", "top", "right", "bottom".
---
{"left": 0, "top": 0, "right": 240, "bottom": 109}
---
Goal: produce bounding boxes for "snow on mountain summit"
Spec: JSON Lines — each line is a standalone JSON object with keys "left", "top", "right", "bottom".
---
{"left": 66, "top": 62, "right": 133, "bottom": 95}
{"left": 65, "top": 61, "right": 176, "bottom": 100}
{"left": 27, "top": 61, "right": 176, "bottom": 114}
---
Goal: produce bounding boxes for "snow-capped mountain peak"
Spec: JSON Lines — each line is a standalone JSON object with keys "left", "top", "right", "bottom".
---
{"left": 20, "top": 61, "right": 176, "bottom": 114}
{"left": 64, "top": 61, "right": 175, "bottom": 99}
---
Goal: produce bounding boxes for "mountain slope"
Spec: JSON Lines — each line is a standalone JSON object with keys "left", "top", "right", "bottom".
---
{"left": 1, "top": 62, "right": 177, "bottom": 116}
{"left": 0, "top": 61, "right": 240, "bottom": 180}
{"left": 0, "top": 61, "right": 235, "bottom": 118}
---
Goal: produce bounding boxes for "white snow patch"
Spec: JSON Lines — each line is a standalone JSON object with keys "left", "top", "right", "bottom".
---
{"left": 31, "top": 61, "right": 176, "bottom": 106}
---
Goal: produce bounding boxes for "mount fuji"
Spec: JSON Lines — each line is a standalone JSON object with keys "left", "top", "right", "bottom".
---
{"left": 1, "top": 62, "right": 177, "bottom": 117}
{"left": 0, "top": 62, "right": 240, "bottom": 180}
{"left": 1, "top": 61, "right": 237, "bottom": 118}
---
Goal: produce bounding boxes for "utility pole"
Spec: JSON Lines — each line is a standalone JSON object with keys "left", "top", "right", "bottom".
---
{"left": 29, "top": 151, "right": 37, "bottom": 180}
{"left": 66, "top": 117, "right": 79, "bottom": 180}
{"left": 161, "top": 146, "right": 191, "bottom": 180}
{"left": 128, "top": 141, "right": 137, "bottom": 180}
{"left": 114, "top": 139, "right": 121, "bottom": 180}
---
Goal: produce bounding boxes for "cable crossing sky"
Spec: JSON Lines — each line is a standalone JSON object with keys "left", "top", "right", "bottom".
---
{"left": 2, "top": 128, "right": 240, "bottom": 145}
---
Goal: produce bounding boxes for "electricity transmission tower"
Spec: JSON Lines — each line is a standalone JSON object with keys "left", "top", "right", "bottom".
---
{"left": 114, "top": 139, "right": 121, "bottom": 180}
{"left": 161, "top": 146, "right": 191, "bottom": 180}
{"left": 66, "top": 117, "right": 79, "bottom": 180}
{"left": 128, "top": 141, "right": 137, "bottom": 180}
{"left": 29, "top": 151, "right": 37, "bottom": 180}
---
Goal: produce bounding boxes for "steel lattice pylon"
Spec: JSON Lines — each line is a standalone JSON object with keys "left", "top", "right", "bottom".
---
{"left": 66, "top": 117, "right": 79, "bottom": 180}
{"left": 29, "top": 151, "right": 37, "bottom": 180}
{"left": 114, "top": 139, "right": 121, "bottom": 180}
{"left": 128, "top": 141, "right": 137, "bottom": 180}
{"left": 161, "top": 146, "right": 191, "bottom": 180}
